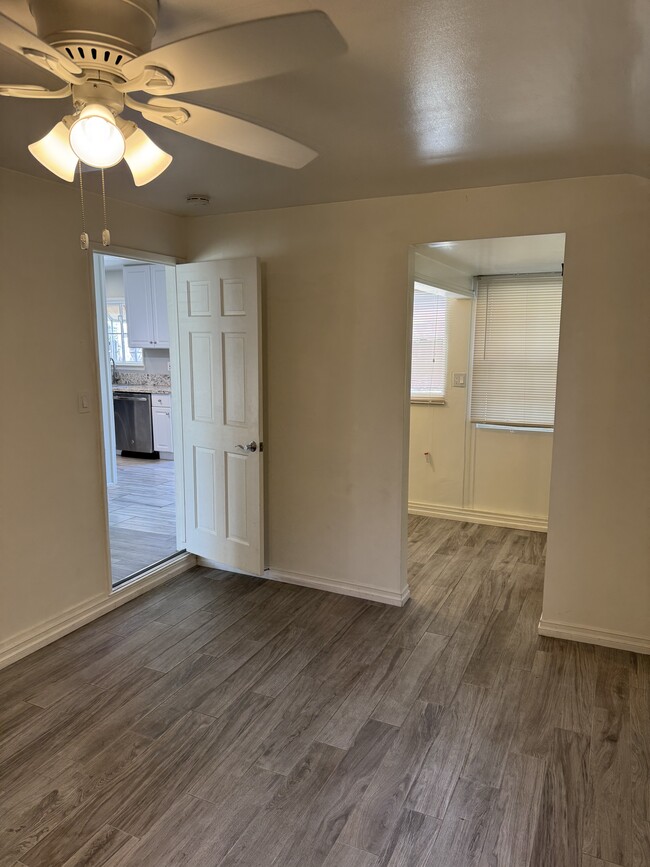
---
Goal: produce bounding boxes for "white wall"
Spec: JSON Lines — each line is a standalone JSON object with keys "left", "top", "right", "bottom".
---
{"left": 104, "top": 268, "right": 124, "bottom": 300}
{"left": 408, "top": 295, "right": 554, "bottom": 527}
{"left": 186, "top": 174, "right": 650, "bottom": 648}
{"left": 1, "top": 171, "right": 647, "bottom": 662}
{"left": 0, "top": 167, "right": 185, "bottom": 661}
{"left": 140, "top": 348, "right": 171, "bottom": 375}
{"left": 542, "top": 179, "right": 650, "bottom": 649}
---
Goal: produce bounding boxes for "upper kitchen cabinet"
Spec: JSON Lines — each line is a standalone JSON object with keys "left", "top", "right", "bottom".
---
{"left": 124, "top": 264, "right": 170, "bottom": 349}
{"left": 151, "top": 266, "right": 170, "bottom": 347}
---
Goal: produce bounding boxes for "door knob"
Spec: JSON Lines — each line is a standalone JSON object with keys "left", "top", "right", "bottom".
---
{"left": 235, "top": 441, "right": 257, "bottom": 453}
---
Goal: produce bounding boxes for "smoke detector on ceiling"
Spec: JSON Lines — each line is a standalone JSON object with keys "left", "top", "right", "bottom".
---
{"left": 186, "top": 194, "right": 210, "bottom": 207}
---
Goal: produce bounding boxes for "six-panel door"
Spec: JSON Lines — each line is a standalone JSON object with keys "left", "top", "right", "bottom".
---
{"left": 175, "top": 257, "right": 263, "bottom": 576}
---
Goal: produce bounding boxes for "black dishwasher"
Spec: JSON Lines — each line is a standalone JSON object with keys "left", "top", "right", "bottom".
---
{"left": 113, "top": 392, "right": 156, "bottom": 456}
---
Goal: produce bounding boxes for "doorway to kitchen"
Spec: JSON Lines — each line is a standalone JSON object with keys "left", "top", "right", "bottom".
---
{"left": 92, "top": 249, "right": 184, "bottom": 587}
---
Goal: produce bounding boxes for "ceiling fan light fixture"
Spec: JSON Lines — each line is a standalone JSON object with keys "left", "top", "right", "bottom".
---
{"left": 69, "top": 103, "right": 125, "bottom": 168}
{"left": 123, "top": 126, "right": 172, "bottom": 186}
{"left": 28, "top": 120, "right": 78, "bottom": 181}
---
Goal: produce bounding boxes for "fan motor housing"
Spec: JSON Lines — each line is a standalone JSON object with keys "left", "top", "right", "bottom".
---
{"left": 28, "top": 0, "right": 159, "bottom": 66}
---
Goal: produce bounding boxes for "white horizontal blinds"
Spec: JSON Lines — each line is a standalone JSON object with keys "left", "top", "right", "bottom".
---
{"left": 471, "top": 273, "right": 563, "bottom": 426}
{"left": 411, "top": 283, "right": 448, "bottom": 399}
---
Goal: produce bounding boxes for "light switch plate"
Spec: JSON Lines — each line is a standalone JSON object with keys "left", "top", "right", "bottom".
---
{"left": 453, "top": 373, "right": 467, "bottom": 388}
{"left": 78, "top": 391, "right": 90, "bottom": 413}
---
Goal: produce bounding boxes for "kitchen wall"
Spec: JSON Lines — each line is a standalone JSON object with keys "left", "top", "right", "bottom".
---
{"left": 140, "top": 349, "right": 171, "bottom": 376}
{"left": 408, "top": 292, "right": 554, "bottom": 528}
{"left": 0, "top": 166, "right": 185, "bottom": 663}
{"left": 104, "top": 268, "right": 124, "bottom": 301}
{"left": 186, "top": 174, "right": 650, "bottom": 649}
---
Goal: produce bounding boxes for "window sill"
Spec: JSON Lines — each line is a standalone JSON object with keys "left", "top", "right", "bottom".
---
{"left": 411, "top": 397, "right": 447, "bottom": 406}
{"left": 474, "top": 423, "right": 554, "bottom": 433}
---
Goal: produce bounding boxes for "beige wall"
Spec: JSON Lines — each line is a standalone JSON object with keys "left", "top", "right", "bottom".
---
{"left": 0, "top": 167, "right": 185, "bottom": 657}
{"left": 1, "top": 170, "right": 648, "bottom": 660}
{"left": 187, "top": 174, "right": 649, "bottom": 644}
{"left": 409, "top": 298, "right": 471, "bottom": 508}
{"left": 471, "top": 427, "right": 553, "bottom": 519}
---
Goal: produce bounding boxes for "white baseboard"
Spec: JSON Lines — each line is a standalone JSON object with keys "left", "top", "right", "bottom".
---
{"left": 0, "top": 553, "right": 196, "bottom": 671}
{"left": 265, "top": 568, "right": 410, "bottom": 607}
{"left": 538, "top": 617, "right": 650, "bottom": 655}
{"left": 196, "top": 558, "right": 264, "bottom": 579}
{"left": 408, "top": 501, "right": 548, "bottom": 532}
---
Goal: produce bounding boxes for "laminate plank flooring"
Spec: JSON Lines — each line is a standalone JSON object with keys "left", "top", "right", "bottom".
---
{"left": 108, "top": 456, "right": 179, "bottom": 584}
{"left": 1, "top": 516, "right": 647, "bottom": 867}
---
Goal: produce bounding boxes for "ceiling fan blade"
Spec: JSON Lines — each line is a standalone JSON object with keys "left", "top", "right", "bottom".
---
{"left": 0, "top": 12, "right": 83, "bottom": 82}
{"left": 121, "top": 11, "right": 345, "bottom": 95}
{"left": 0, "top": 83, "right": 71, "bottom": 99}
{"left": 139, "top": 97, "right": 317, "bottom": 169}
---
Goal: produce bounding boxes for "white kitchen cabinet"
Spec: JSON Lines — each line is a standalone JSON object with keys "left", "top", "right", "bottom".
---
{"left": 124, "top": 264, "right": 170, "bottom": 349}
{"left": 151, "top": 266, "right": 170, "bottom": 347}
{"left": 152, "top": 394, "right": 173, "bottom": 453}
{"left": 123, "top": 265, "right": 152, "bottom": 348}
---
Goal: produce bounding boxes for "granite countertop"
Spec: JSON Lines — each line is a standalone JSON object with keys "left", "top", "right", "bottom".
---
{"left": 113, "top": 385, "right": 172, "bottom": 395}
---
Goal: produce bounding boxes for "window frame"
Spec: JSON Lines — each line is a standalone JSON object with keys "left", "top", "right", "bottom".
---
{"left": 410, "top": 280, "right": 449, "bottom": 405}
{"left": 106, "top": 298, "right": 144, "bottom": 368}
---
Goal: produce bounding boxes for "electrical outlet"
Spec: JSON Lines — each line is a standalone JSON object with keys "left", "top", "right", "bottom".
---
{"left": 167, "top": 361, "right": 171, "bottom": 372}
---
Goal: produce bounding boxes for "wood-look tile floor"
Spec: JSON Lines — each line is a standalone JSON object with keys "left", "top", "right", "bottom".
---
{"left": 1, "top": 517, "right": 648, "bottom": 867}
{"left": 108, "top": 456, "right": 179, "bottom": 584}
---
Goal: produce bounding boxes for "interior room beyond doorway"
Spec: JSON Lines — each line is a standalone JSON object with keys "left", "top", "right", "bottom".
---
{"left": 408, "top": 233, "right": 565, "bottom": 533}
{"left": 98, "top": 253, "right": 182, "bottom": 586}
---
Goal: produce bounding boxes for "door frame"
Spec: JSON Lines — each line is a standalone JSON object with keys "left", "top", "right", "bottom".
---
{"left": 88, "top": 242, "right": 186, "bottom": 595}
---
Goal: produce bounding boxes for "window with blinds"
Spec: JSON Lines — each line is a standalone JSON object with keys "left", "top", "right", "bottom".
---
{"left": 411, "top": 283, "right": 448, "bottom": 402}
{"left": 470, "top": 273, "right": 563, "bottom": 427}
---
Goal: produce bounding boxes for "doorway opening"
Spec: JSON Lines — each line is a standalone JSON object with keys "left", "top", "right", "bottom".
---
{"left": 92, "top": 250, "right": 184, "bottom": 588}
{"left": 404, "top": 233, "right": 565, "bottom": 600}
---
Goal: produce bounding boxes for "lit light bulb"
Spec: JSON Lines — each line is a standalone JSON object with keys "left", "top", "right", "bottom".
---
{"left": 29, "top": 120, "right": 78, "bottom": 181}
{"left": 69, "top": 104, "right": 125, "bottom": 168}
{"left": 122, "top": 125, "right": 173, "bottom": 186}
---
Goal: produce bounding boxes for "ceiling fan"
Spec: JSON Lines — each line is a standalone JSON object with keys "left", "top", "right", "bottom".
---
{"left": 0, "top": 0, "right": 345, "bottom": 185}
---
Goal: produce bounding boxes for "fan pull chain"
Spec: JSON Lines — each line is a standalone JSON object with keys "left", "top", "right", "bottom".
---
{"left": 78, "top": 161, "right": 89, "bottom": 251}
{"left": 101, "top": 169, "right": 111, "bottom": 247}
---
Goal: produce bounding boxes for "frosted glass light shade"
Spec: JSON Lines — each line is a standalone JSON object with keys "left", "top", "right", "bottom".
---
{"left": 28, "top": 121, "right": 78, "bottom": 181}
{"left": 123, "top": 127, "right": 172, "bottom": 186}
{"left": 69, "top": 104, "right": 125, "bottom": 168}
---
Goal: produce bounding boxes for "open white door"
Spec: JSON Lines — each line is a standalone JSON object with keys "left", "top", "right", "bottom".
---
{"left": 176, "top": 257, "right": 264, "bottom": 576}
{"left": 92, "top": 253, "right": 117, "bottom": 487}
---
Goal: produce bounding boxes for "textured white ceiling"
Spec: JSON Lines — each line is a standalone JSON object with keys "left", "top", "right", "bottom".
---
{"left": 0, "top": 0, "right": 647, "bottom": 215}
